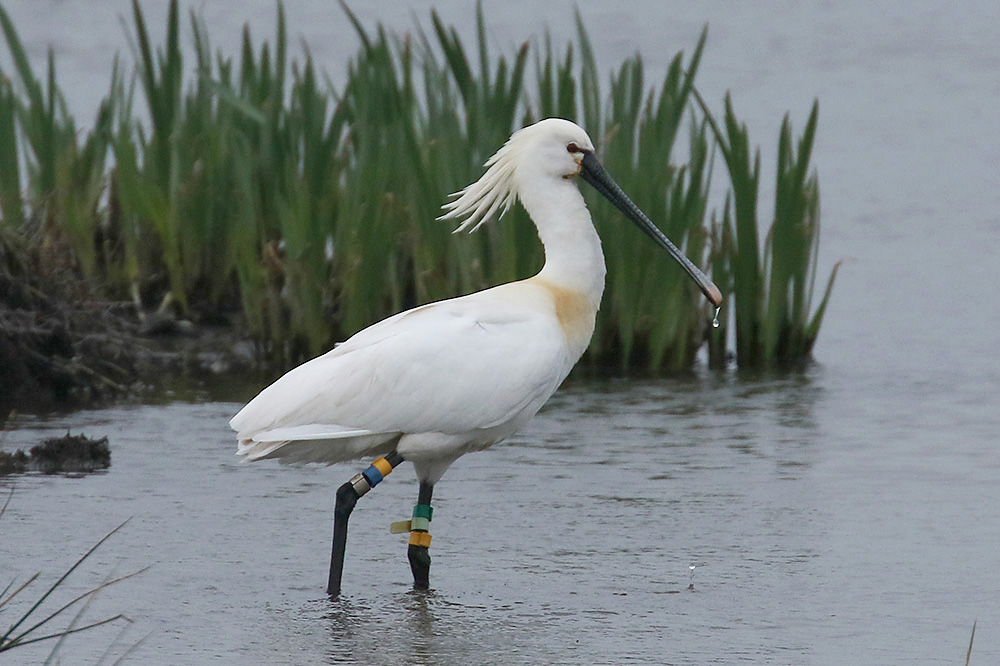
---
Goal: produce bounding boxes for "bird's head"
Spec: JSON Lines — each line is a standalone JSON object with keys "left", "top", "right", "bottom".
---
{"left": 515, "top": 118, "right": 597, "bottom": 181}
{"left": 439, "top": 118, "right": 722, "bottom": 307}
{"left": 438, "top": 118, "right": 595, "bottom": 233}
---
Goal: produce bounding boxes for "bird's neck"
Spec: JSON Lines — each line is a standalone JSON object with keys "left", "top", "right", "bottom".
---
{"left": 521, "top": 178, "right": 606, "bottom": 307}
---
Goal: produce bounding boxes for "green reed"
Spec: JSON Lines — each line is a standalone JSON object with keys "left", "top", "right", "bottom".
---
{"left": 697, "top": 92, "right": 839, "bottom": 366}
{"left": 0, "top": 4, "right": 115, "bottom": 280}
{"left": 580, "top": 26, "right": 713, "bottom": 370}
{"left": 0, "top": 0, "right": 836, "bottom": 371}
{"left": 0, "top": 75, "right": 21, "bottom": 230}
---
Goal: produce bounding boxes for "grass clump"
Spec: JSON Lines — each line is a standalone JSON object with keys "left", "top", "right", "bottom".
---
{"left": 0, "top": 491, "right": 142, "bottom": 657}
{"left": 700, "top": 93, "right": 839, "bottom": 367}
{"left": 0, "top": 433, "right": 111, "bottom": 476}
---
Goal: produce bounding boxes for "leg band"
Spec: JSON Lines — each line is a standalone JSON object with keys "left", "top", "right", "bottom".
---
{"left": 371, "top": 457, "right": 393, "bottom": 476}
{"left": 408, "top": 532, "right": 432, "bottom": 547}
{"left": 360, "top": 456, "right": 396, "bottom": 488}
{"left": 354, "top": 456, "right": 399, "bottom": 496}
{"left": 329, "top": 452, "right": 404, "bottom": 597}
{"left": 408, "top": 502, "right": 432, "bottom": 546}
{"left": 349, "top": 473, "right": 371, "bottom": 497}
{"left": 408, "top": 482, "right": 433, "bottom": 589}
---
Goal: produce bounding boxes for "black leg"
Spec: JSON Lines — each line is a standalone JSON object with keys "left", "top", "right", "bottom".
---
{"left": 327, "top": 481, "right": 358, "bottom": 597}
{"left": 407, "top": 482, "right": 434, "bottom": 589}
{"left": 327, "top": 451, "right": 404, "bottom": 598}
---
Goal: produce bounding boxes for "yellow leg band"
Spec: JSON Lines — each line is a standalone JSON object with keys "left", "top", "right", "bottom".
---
{"left": 371, "top": 457, "right": 393, "bottom": 477}
{"left": 408, "top": 531, "right": 432, "bottom": 548}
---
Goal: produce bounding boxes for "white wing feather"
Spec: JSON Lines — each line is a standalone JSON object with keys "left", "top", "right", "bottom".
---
{"left": 230, "top": 282, "right": 572, "bottom": 464}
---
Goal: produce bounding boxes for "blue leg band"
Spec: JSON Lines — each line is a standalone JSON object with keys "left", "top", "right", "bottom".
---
{"left": 361, "top": 465, "right": 383, "bottom": 487}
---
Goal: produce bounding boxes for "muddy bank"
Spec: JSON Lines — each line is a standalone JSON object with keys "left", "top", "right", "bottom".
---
{"left": 0, "top": 232, "right": 256, "bottom": 413}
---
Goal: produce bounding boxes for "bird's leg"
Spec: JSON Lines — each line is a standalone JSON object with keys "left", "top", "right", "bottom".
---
{"left": 407, "top": 482, "right": 434, "bottom": 589}
{"left": 328, "top": 451, "right": 404, "bottom": 598}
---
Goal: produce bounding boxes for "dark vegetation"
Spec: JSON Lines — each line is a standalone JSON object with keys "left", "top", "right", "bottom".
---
{"left": 0, "top": 432, "right": 111, "bottom": 475}
{"left": 0, "top": 229, "right": 141, "bottom": 409}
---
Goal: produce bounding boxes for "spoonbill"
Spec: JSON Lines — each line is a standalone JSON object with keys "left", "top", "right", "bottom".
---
{"left": 230, "top": 118, "right": 721, "bottom": 597}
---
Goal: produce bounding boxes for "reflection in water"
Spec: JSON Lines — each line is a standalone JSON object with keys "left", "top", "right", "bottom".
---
{"left": 323, "top": 590, "right": 529, "bottom": 666}
{"left": 543, "top": 366, "right": 824, "bottom": 478}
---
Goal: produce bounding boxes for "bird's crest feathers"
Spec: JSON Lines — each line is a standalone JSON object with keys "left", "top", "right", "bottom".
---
{"left": 438, "top": 132, "right": 522, "bottom": 233}
{"left": 437, "top": 119, "right": 594, "bottom": 234}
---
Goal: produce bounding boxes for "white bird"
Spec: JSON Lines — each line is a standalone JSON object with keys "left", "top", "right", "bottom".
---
{"left": 230, "top": 118, "right": 721, "bottom": 597}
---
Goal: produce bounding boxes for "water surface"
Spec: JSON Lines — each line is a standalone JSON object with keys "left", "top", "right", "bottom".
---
{"left": 3, "top": 369, "right": 997, "bottom": 664}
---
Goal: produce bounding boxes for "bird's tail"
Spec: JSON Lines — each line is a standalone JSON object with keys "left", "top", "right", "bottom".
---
{"left": 235, "top": 424, "right": 401, "bottom": 465}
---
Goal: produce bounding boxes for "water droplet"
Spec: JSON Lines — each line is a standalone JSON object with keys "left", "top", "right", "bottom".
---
{"left": 711, "top": 307, "right": 721, "bottom": 328}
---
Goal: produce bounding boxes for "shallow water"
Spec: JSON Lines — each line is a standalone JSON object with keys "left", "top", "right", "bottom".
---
{"left": 3, "top": 0, "right": 1000, "bottom": 663}
{"left": 2, "top": 370, "right": 997, "bottom": 664}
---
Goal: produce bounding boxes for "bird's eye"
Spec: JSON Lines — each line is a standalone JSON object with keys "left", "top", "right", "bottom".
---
{"left": 567, "top": 142, "right": 581, "bottom": 154}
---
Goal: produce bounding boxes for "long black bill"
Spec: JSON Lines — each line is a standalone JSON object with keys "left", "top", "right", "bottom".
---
{"left": 579, "top": 151, "right": 722, "bottom": 307}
